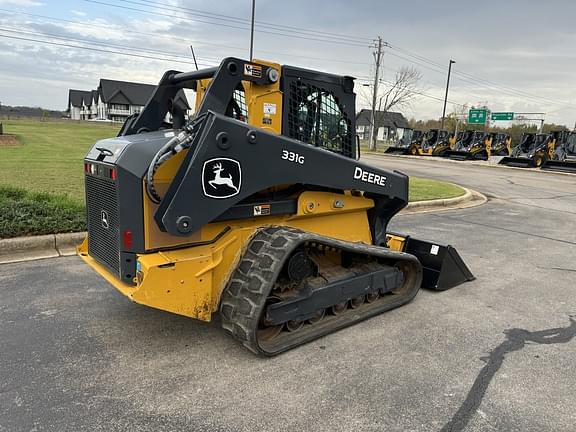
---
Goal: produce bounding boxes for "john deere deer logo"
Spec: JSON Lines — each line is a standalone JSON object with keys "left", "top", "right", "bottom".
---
{"left": 101, "top": 210, "right": 109, "bottom": 229}
{"left": 202, "top": 158, "right": 242, "bottom": 199}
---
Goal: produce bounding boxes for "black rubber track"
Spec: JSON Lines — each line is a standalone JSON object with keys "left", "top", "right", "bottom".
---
{"left": 219, "top": 226, "right": 423, "bottom": 356}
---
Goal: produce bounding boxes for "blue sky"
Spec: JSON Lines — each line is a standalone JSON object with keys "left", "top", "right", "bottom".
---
{"left": 0, "top": 0, "right": 575, "bottom": 126}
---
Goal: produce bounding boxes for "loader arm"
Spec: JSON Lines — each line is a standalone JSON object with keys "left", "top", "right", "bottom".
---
{"left": 155, "top": 111, "right": 408, "bottom": 246}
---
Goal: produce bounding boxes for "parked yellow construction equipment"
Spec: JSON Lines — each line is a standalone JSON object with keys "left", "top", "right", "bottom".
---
{"left": 77, "top": 58, "right": 474, "bottom": 355}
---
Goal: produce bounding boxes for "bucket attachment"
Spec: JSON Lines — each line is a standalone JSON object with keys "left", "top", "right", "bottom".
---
{"left": 386, "top": 233, "right": 475, "bottom": 290}
{"left": 541, "top": 160, "right": 576, "bottom": 173}
{"left": 498, "top": 156, "right": 535, "bottom": 168}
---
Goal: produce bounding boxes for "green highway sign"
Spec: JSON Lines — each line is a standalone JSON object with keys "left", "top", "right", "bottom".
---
{"left": 468, "top": 109, "right": 487, "bottom": 124}
{"left": 491, "top": 112, "right": 514, "bottom": 121}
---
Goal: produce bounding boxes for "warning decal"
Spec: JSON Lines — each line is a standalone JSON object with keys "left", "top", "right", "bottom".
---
{"left": 253, "top": 204, "right": 271, "bottom": 216}
{"left": 244, "top": 64, "right": 262, "bottom": 78}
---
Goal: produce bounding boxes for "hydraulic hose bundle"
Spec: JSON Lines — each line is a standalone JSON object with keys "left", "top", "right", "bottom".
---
{"left": 145, "top": 114, "right": 207, "bottom": 204}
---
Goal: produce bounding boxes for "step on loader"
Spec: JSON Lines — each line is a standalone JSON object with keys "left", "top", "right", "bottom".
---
{"left": 407, "top": 128, "right": 454, "bottom": 156}
{"left": 541, "top": 131, "right": 576, "bottom": 173}
{"left": 384, "top": 128, "right": 422, "bottom": 154}
{"left": 77, "top": 58, "right": 474, "bottom": 356}
{"left": 499, "top": 132, "right": 558, "bottom": 168}
{"left": 443, "top": 130, "right": 492, "bottom": 160}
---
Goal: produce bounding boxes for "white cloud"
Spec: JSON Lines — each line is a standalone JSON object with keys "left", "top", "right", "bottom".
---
{"left": 0, "top": 0, "right": 42, "bottom": 6}
{"left": 1, "top": 0, "right": 576, "bottom": 126}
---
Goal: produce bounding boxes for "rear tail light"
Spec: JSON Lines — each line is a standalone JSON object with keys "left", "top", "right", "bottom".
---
{"left": 84, "top": 163, "right": 116, "bottom": 180}
{"left": 123, "top": 230, "right": 133, "bottom": 249}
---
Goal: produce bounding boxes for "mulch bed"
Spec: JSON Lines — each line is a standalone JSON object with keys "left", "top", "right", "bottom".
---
{"left": 0, "top": 134, "right": 21, "bottom": 146}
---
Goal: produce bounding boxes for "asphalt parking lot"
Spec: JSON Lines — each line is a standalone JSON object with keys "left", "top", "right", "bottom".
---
{"left": 1, "top": 156, "right": 575, "bottom": 432}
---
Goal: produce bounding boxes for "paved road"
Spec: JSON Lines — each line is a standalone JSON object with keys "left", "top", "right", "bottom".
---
{"left": 2, "top": 156, "right": 576, "bottom": 432}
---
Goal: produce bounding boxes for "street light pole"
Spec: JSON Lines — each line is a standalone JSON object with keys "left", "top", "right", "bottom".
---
{"left": 441, "top": 59, "right": 455, "bottom": 130}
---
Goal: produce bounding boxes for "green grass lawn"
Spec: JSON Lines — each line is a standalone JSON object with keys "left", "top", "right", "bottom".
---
{"left": 410, "top": 177, "right": 465, "bottom": 202}
{"left": 0, "top": 119, "right": 465, "bottom": 238}
{"left": 0, "top": 119, "right": 119, "bottom": 202}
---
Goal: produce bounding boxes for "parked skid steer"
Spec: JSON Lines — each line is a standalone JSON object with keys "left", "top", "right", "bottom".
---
{"left": 541, "top": 131, "right": 576, "bottom": 173}
{"left": 408, "top": 129, "right": 454, "bottom": 156}
{"left": 490, "top": 133, "right": 513, "bottom": 156}
{"left": 384, "top": 128, "right": 422, "bottom": 154}
{"left": 443, "top": 130, "right": 492, "bottom": 160}
{"left": 78, "top": 58, "right": 474, "bottom": 356}
{"left": 499, "top": 132, "right": 557, "bottom": 168}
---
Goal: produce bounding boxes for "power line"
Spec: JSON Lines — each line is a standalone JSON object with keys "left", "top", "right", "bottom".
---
{"left": 0, "top": 25, "right": 458, "bottom": 110}
{"left": 105, "top": 0, "right": 575, "bottom": 109}
{"left": 1, "top": 5, "right": 572, "bottom": 112}
{"left": 0, "top": 32, "right": 212, "bottom": 66}
{"left": 0, "top": 9, "right": 371, "bottom": 66}
{"left": 388, "top": 44, "right": 576, "bottom": 108}
{"left": 0, "top": 26, "right": 219, "bottom": 64}
{"left": 116, "top": 0, "right": 373, "bottom": 44}
{"left": 82, "top": 0, "right": 371, "bottom": 48}
{"left": 13, "top": 3, "right": 545, "bottom": 103}
{"left": 357, "top": 78, "right": 467, "bottom": 108}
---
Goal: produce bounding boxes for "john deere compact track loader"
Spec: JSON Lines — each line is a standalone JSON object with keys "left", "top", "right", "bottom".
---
{"left": 490, "top": 133, "right": 513, "bottom": 156}
{"left": 443, "top": 130, "right": 492, "bottom": 160}
{"left": 78, "top": 58, "right": 474, "bottom": 356}
{"left": 541, "top": 131, "right": 576, "bottom": 173}
{"left": 499, "top": 132, "right": 557, "bottom": 168}
{"left": 384, "top": 128, "right": 422, "bottom": 154}
{"left": 407, "top": 129, "right": 453, "bottom": 156}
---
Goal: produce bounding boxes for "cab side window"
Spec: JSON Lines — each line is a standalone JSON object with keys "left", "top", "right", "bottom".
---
{"left": 287, "top": 81, "right": 352, "bottom": 156}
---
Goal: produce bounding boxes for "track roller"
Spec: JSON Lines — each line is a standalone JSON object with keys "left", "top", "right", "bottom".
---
{"left": 220, "top": 226, "right": 423, "bottom": 356}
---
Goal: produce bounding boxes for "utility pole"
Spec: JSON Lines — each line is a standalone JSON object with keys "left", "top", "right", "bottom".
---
{"left": 249, "top": 0, "right": 256, "bottom": 60}
{"left": 441, "top": 59, "right": 455, "bottom": 130}
{"left": 369, "top": 36, "right": 383, "bottom": 151}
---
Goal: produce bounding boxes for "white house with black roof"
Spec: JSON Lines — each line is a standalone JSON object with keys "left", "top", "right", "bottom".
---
{"left": 68, "top": 79, "right": 189, "bottom": 122}
{"left": 356, "top": 109, "right": 410, "bottom": 142}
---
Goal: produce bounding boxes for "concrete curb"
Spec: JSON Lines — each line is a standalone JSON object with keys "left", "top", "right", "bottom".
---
{"left": 405, "top": 187, "right": 472, "bottom": 211}
{"left": 0, "top": 232, "right": 86, "bottom": 265}
{"left": 402, "top": 186, "right": 486, "bottom": 214}
{"left": 0, "top": 187, "right": 484, "bottom": 265}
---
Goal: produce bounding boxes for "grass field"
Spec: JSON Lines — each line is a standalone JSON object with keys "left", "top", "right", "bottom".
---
{"left": 0, "top": 119, "right": 464, "bottom": 237}
{"left": 410, "top": 177, "right": 464, "bottom": 202}
{"left": 0, "top": 119, "right": 119, "bottom": 202}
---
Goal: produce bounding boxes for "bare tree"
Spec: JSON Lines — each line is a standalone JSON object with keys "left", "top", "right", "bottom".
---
{"left": 380, "top": 67, "right": 422, "bottom": 112}
{"left": 446, "top": 103, "right": 469, "bottom": 134}
{"left": 361, "top": 66, "right": 422, "bottom": 150}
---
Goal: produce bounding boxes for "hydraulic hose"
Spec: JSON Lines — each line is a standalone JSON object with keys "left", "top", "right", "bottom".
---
{"left": 145, "top": 114, "right": 206, "bottom": 204}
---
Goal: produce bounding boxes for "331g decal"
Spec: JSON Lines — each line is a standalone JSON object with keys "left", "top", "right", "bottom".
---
{"left": 281, "top": 150, "right": 305, "bottom": 165}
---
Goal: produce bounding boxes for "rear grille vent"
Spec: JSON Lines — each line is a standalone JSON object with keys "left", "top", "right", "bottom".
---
{"left": 86, "top": 174, "right": 120, "bottom": 275}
